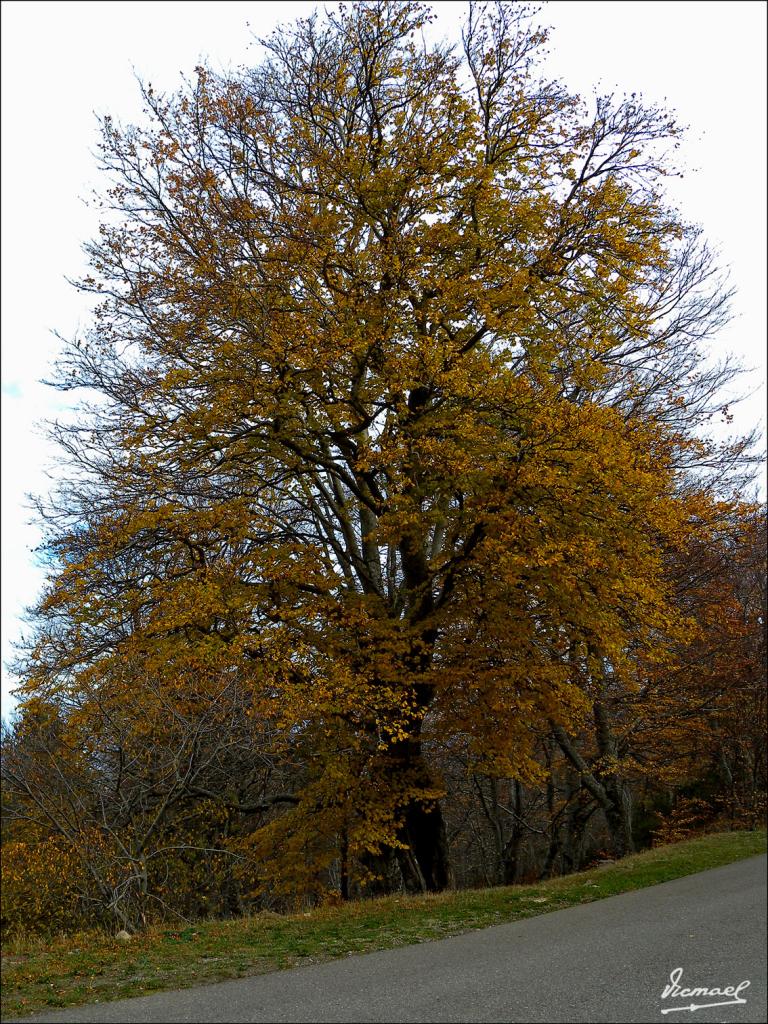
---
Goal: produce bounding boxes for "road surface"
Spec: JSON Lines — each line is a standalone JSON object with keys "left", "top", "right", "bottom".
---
{"left": 16, "top": 854, "right": 766, "bottom": 1024}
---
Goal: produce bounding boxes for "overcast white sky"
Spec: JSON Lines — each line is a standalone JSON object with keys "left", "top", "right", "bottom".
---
{"left": 2, "top": 1, "right": 766, "bottom": 718}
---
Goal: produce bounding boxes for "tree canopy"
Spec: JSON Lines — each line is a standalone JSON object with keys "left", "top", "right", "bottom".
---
{"left": 3, "top": 2, "right": 763, "bottom": 927}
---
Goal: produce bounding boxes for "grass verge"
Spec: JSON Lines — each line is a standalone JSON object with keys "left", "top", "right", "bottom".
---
{"left": 2, "top": 829, "right": 765, "bottom": 1020}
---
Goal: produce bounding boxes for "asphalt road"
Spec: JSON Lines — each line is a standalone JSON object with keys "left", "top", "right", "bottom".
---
{"left": 15, "top": 854, "right": 766, "bottom": 1024}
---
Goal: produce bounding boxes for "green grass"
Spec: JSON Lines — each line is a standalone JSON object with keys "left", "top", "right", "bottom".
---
{"left": 2, "top": 829, "right": 764, "bottom": 1020}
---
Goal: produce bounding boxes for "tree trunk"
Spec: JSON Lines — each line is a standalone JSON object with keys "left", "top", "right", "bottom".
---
{"left": 388, "top": 511, "right": 452, "bottom": 892}
{"left": 561, "top": 772, "right": 584, "bottom": 873}
{"left": 593, "top": 700, "right": 635, "bottom": 857}
{"left": 399, "top": 794, "right": 452, "bottom": 892}
{"left": 501, "top": 779, "right": 523, "bottom": 885}
{"left": 388, "top": 733, "right": 452, "bottom": 893}
{"left": 339, "top": 824, "right": 350, "bottom": 901}
{"left": 550, "top": 721, "right": 635, "bottom": 861}
{"left": 602, "top": 778, "right": 635, "bottom": 858}
{"left": 540, "top": 740, "right": 562, "bottom": 879}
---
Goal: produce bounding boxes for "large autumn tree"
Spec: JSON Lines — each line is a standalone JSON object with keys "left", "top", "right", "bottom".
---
{"left": 13, "top": 1, "right": 747, "bottom": 899}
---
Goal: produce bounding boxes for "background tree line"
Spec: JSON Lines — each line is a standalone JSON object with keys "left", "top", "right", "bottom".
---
{"left": 2, "top": 1, "right": 764, "bottom": 937}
